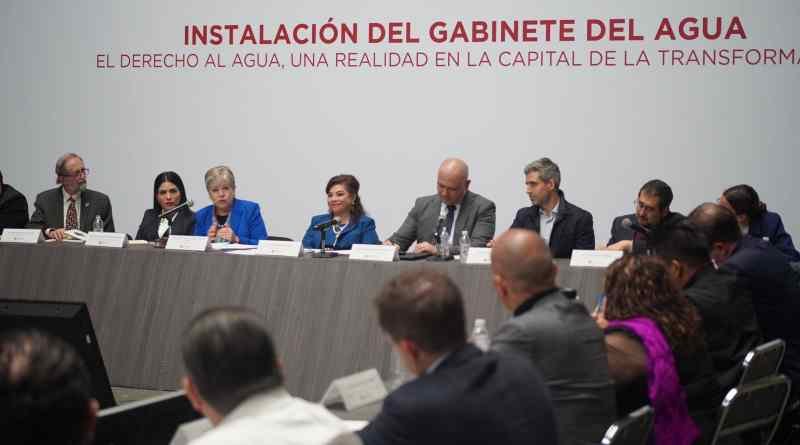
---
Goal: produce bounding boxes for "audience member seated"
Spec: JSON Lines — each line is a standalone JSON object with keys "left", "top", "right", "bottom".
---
{"left": 720, "top": 184, "right": 800, "bottom": 262}
{"left": 135, "top": 171, "right": 195, "bottom": 241}
{"left": 302, "top": 174, "right": 380, "bottom": 250}
{"left": 508, "top": 158, "right": 594, "bottom": 258}
{"left": 489, "top": 229, "right": 616, "bottom": 445}
{"left": 689, "top": 202, "right": 800, "bottom": 398}
{"left": 181, "top": 307, "right": 352, "bottom": 445}
{"left": 28, "top": 152, "right": 115, "bottom": 239}
{"left": 384, "top": 158, "right": 495, "bottom": 254}
{"left": 358, "top": 269, "right": 558, "bottom": 445}
{"left": 0, "top": 169, "right": 29, "bottom": 233}
{"left": 597, "top": 255, "right": 721, "bottom": 445}
{"left": 193, "top": 166, "right": 268, "bottom": 245}
{"left": 651, "top": 222, "right": 762, "bottom": 390}
{"left": 606, "top": 179, "right": 684, "bottom": 254}
{"left": 0, "top": 330, "right": 98, "bottom": 445}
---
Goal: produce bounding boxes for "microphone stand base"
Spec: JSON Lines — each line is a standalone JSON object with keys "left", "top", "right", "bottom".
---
{"left": 312, "top": 251, "right": 340, "bottom": 259}
{"left": 428, "top": 255, "right": 454, "bottom": 262}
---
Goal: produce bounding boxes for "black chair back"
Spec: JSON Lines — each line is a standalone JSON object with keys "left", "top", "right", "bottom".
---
{"left": 601, "top": 405, "right": 654, "bottom": 445}
{"left": 739, "top": 339, "right": 786, "bottom": 387}
{"left": 711, "top": 374, "right": 792, "bottom": 445}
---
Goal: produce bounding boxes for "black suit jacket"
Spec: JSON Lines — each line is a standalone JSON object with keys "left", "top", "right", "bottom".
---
{"left": 608, "top": 211, "right": 685, "bottom": 254}
{"left": 510, "top": 191, "right": 594, "bottom": 258}
{"left": 28, "top": 186, "right": 115, "bottom": 233}
{"left": 135, "top": 208, "right": 196, "bottom": 241}
{"left": 358, "top": 344, "right": 558, "bottom": 445}
{"left": 0, "top": 184, "right": 29, "bottom": 233}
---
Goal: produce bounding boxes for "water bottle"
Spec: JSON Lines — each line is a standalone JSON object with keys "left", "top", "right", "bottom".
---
{"left": 93, "top": 215, "right": 104, "bottom": 232}
{"left": 471, "top": 318, "right": 490, "bottom": 352}
{"left": 459, "top": 230, "right": 471, "bottom": 263}
{"left": 438, "top": 226, "right": 450, "bottom": 257}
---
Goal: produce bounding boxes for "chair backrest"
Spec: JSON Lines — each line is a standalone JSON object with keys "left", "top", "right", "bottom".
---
{"left": 601, "top": 405, "right": 654, "bottom": 445}
{"left": 739, "top": 339, "right": 786, "bottom": 386}
{"left": 711, "top": 374, "right": 792, "bottom": 445}
{"left": 267, "top": 236, "right": 293, "bottom": 241}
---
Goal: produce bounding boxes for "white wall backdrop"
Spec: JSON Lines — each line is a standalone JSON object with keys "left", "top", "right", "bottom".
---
{"left": 2, "top": 1, "right": 798, "bottom": 243}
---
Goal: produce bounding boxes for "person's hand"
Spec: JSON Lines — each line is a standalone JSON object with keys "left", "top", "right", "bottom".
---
{"left": 383, "top": 239, "right": 398, "bottom": 248}
{"left": 415, "top": 242, "right": 437, "bottom": 254}
{"left": 486, "top": 239, "right": 495, "bottom": 248}
{"left": 604, "top": 240, "right": 632, "bottom": 252}
{"left": 207, "top": 224, "right": 218, "bottom": 240}
{"left": 592, "top": 298, "right": 608, "bottom": 330}
{"left": 48, "top": 228, "right": 66, "bottom": 241}
{"left": 217, "top": 226, "right": 238, "bottom": 243}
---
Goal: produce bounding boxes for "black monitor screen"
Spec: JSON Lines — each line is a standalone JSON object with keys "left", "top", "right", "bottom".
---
{"left": 95, "top": 391, "right": 201, "bottom": 445}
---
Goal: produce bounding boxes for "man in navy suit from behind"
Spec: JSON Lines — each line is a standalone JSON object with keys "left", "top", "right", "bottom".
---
{"left": 358, "top": 270, "right": 558, "bottom": 445}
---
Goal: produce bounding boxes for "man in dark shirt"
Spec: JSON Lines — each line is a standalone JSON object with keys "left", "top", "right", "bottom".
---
{"left": 689, "top": 203, "right": 800, "bottom": 393}
{"left": 0, "top": 170, "right": 29, "bottom": 233}
{"left": 509, "top": 157, "right": 595, "bottom": 258}
{"left": 607, "top": 179, "right": 684, "bottom": 254}
{"left": 651, "top": 221, "right": 762, "bottom": 390}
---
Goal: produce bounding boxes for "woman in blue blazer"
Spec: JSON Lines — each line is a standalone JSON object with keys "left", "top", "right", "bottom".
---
{"left": 721, "top": 184, "right": 800, "bottom": 261}
{"left": 193, "top": 166, "right": 268, "bottom": 245}
{"left": 302, "top": 174, "right": 380, "bottom": 250}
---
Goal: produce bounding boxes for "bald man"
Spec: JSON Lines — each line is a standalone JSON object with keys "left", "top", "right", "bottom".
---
{"left": 385, "top": 158, "right": 495, "bottom": 254}
{"left": 490, "top": 229, "right": 616, "bottom": 445}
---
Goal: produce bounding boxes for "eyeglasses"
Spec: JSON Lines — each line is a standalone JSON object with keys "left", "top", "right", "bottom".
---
{"left": 64, "top": 168, "right": 90, "bottom": 178}
{"left": 633, "top": 199, "right": 658, "bottom": 214}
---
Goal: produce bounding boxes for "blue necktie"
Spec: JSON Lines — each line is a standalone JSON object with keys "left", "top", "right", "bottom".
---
{"left": 445, "top": 205, "right": 456, "bottom": 235}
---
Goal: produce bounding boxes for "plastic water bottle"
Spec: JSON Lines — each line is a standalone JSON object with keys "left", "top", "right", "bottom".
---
{"left": 93, "top": 215, "right": 104, "bottom": 232}
{"left": 438, "top": 227, "right": 450, "bottom": 257}
{"left": 471, "top": 318, "right": 490, "bottom": 352}
{"left": 459, "top": 230, "right": 471, "bottom": 263}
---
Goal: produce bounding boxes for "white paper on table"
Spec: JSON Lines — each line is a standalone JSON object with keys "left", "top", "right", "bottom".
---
{"left": 570, "top": 250, "right": 623, "bottom": 267}
{"left": 209, "top": 243, "right": 257, "bottom": 251}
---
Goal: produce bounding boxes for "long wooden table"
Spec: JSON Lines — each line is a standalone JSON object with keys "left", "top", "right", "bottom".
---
{"left": 0, "top": 243, "right": 605, "bottom": 400}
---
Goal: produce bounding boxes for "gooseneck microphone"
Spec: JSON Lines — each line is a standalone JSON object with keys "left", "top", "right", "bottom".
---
{"left": 159, "top": 200, "right": 194, "bottom": 218}
{"left": 622, "top": 217, "right": 650, "bottom": 237}
{"left": 313, "top": 217, "right": 341, "bottom": 231}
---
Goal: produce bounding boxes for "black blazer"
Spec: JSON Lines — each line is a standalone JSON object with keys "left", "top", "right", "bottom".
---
{"left": 358, "top": 344, "right": 558, "bottom": 445}
{"left": 608, "top": 211, "right": 685, "bottom": 254}
{"left": 135, "top": 208, "right": 196, "bottom": 241}
{"left": 510, "top": 191, "right": 594, "bottom": 258}
{"left": 28, "top": 186, "right": 114, "bottom": 233}
{"left": 0, "top": 184, "right": 29, "bottom": 233}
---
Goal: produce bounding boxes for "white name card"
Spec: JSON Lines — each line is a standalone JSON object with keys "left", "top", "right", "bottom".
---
{"left": 349, "top": 244, "right": 397, "bottom": 262}
{"left": 166, "top": 235, "right": 209, "bottom": 252}
{"left": 464, "top": 247, "right": 492, "bottom": 264}
{"left": 0, "top": 229, "right": 43, "bottom": 244}
{"left": 570, "top": 249, "right": 623, "bottom": 267}
{"left": 320, "top": 368, "right": 388, "bottom": 411}
{"left": 256, "top": 240, "right": 302, "bottom": 257}
{"left": 85, "top": 232, "right": 128, "bottom": 248}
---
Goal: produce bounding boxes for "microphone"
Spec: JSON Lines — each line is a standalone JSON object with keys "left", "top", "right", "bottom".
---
{"left": 313, "top": 217, "right": 341, "bottom": 230}
{"left": 160, "top": 200, "right": 194, "bottom": 218}
{"left": 622, "top": 217, "right": 650, "bottom": 237}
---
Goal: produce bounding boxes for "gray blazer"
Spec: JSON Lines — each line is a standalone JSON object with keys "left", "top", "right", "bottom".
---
{"left": 492, "top": 288, "right": 617, "bottom": 445}
{"left": 388, "top": 190, "right": 495, "bottom": 252}
{"left": 28, "top": 186, "right": 115, "bottom": 233}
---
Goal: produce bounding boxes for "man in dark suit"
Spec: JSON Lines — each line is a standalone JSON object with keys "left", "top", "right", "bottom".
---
{"left": 650, "top": 221, "right": 762, "bottom": 390}
{"left": 385, "top": 158, "right": 495, "bottom": 254}
{"left": 28, "top": 153, "right": 114, "bottom": 239}
{"left": 689, "top": 203, "right": 800, "bottom": 397}
{"left": 607, "top": 179, "right": 684, "bottom": 254}
{"left": 490, "top": 229, "right": 616, "bottom": 445}
{"left": 358, "top": 270, "right": 558, "bottom": 445}
{"left": 0, "top": 169, "right": 29, "bottom": 233}
{"left": 509, "top": 157, "right": 594, "bottom": 258}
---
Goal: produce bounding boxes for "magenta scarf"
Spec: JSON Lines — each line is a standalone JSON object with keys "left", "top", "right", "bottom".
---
{"left": 607, "top": 317, "right": 700, "bottom": 445}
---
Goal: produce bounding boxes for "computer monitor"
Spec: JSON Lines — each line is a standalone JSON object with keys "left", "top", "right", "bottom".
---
{"left": 0, "top": 299, "right": 116, "bottom": 408}
{"left": 95, "top": 391, "right": 201, "bottom": 445}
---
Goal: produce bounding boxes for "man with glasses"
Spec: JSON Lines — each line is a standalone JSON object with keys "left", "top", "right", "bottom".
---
{"left": 29, "top": 153, "right": 114, "bottom": 239}
{"left": 606, "top": 179, "right": 684, "bottom": 254}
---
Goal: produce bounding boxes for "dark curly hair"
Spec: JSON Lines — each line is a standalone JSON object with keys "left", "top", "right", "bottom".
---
{"left": 603, "top": 255, "right": 704, "bottom": 356}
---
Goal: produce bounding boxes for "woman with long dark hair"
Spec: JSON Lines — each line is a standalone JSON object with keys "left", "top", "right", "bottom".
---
{"left": 135, "top": 171, "right": 195, "bottom": 241}
{"left": 302, "top": 174, "right": 380, "bottom": 250}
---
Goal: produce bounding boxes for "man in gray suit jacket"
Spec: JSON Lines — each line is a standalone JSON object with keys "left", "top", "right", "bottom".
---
{"left": 28, "top": 153, "right": 114, "bottom": 240}
{"left": 490, "top": 229, "right": 616, "bottom": 445}
{"left": 385, "top": 158, "right": 495, "bottom": 254}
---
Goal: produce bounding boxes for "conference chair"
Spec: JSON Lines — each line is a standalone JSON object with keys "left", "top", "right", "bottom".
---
{"left": 738, "top": 339, "right": 786, "bottom": 387}
{"left": 710, "top": 374, "right": 792, "bottom": 445}
{"left": 600, "top": 405, "right": 654, "bottom": 445}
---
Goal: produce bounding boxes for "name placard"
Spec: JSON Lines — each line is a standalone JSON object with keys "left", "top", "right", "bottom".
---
{"left": 0, "top": 229, "right": 43, "bottom": 244}
{"left": 256, "top": 240, "right": 302, "bottom": 257}
{"left": 570, "top": 249, "right": 623, "bottom": 267}
{"left": 166, "top": 235, "right": 209, "bottom": 252}
{"left": 349, "top": 244, "right": 397, "bottom": 262}
{"left": 86, "top": 232, "right": 128, "bottom": 248}
{"left": 320, "top": 368, "right": 388, "bottom": 411}
{"left": 465, "top": 247, "right": 492, "bottom": 264}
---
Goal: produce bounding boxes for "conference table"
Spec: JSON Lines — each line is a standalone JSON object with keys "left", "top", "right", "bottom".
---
{"left": 0, "top": 242, "right": 606, "bottom": 401}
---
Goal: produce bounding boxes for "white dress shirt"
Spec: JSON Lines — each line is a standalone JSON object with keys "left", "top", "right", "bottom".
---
{"left": 538, "top": 199, "right": 560, "bottom": 244}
